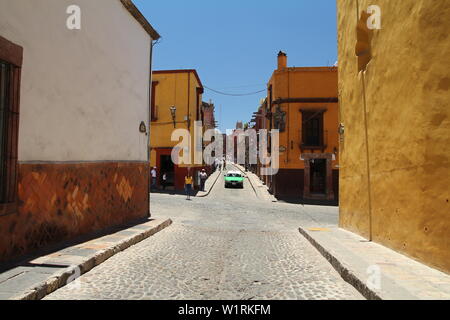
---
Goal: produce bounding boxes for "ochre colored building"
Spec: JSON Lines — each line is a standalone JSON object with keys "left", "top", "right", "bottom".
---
{"left": 150, "top": 70, "right": 206, "bottom": 190}
{"left": 259, "top": 52, "right": 339, "bottom": 203}
{"left": 338, "top": 0, "right": 450, "bottom": 273}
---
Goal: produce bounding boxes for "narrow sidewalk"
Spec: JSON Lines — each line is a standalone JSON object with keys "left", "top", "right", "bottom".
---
{"left": 196, "top": 169, "right": 222, "bottom": 197}
{"left": 233, "top": 163, "right": 277, "bottom": 202}
{"left": 0, "top": 218, "right": 172, "bottom": 300}
{"left": 298, "top": 226, "right": 450, "bottom": 300}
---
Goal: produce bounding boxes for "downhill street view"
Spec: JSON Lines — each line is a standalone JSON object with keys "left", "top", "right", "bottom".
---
{"left": 44, "top": 164, "right": 363, "bottom": 300}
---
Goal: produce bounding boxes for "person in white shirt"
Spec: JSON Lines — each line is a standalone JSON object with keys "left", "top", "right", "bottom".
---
{"left": 214, "top": 158, "right": 219, "bottom": 172}
{"left": 151, "top": 167, "right": 157, "bottom": 190}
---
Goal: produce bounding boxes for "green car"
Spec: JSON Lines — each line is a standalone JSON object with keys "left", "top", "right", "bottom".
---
{"left": 224, "top": 171, "right": 244, "bottom": 188}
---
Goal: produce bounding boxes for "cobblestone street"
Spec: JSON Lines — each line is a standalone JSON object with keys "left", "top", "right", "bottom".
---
{"left": 2, "top": 0, "right": 448, "bottom": 307}
{"left": 45, "top": 165, "right": 363, "bottom": 300}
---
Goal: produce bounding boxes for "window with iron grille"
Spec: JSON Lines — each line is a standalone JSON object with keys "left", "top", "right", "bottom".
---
{"left": 0, "top": 35, "right": 22, "bottom": 216}
{"left": 301, "top": 110, "right": 325, "bottom": 147}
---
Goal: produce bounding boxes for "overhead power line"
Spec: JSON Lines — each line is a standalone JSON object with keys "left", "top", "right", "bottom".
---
{"left": 216, "top": 83, "right": 267, "bottom": 90}
{"left": 204, "top": 85, "right": 266, "bottom": 97}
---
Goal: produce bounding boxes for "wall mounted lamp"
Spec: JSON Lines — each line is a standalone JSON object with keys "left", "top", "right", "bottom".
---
{"left": 170, "top": 106, "right": 177, "bottom": 128}
{"left": 338, "top": 123, "right": 345, "bottom": 136}
{"left": 139, "top": 121, "right": 147, "bottom": 135}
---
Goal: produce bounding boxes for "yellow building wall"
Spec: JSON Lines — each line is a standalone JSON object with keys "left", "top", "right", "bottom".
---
{"left": 150, "top": 71, "right": 203, "bottom": 168}
{"left": 338, "top": 0, "right": 450, "bottom": 273}
{"left": 269, "top": 69, "right": 339, "bottom": 170}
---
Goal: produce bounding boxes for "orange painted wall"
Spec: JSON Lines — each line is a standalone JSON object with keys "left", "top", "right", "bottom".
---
{"left": 267, "top": 67, "right": 339, "bottom": 170}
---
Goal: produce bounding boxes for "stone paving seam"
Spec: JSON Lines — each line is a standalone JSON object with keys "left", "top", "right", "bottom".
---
{"left": 8, "top": 218, "right": 173, "bottom": 300}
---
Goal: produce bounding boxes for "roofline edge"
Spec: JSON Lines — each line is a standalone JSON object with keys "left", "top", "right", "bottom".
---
{"left": 120, "top": 0, "right": 161, "bottom": 40}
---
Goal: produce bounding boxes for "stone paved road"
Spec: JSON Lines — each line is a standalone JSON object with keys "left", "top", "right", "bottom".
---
{"left": 45, "top": 165, "right": 363, "bottom": 300}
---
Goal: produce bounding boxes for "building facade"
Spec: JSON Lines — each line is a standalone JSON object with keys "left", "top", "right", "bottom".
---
{"left": 201, "top": 101, "right": 217, "bottom": 172}
{"left": 202, "top": 101, "right": 216, "bottom": 131}
{"left": 257, "top": 52, "right": 340, "bottom": 203}
{"left": 338, "top": 0, "right": 450, "bottom": 273}
{"left": 251, "top": 99, "right": 268, "bottom": 177}
{"left": 150, "top": 69, "right": 206, "bottom": 190}
{"left": 0, "top": 0, "right": 159, "bottom": 261}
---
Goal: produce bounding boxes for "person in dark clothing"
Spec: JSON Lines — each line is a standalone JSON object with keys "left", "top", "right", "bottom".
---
{"left": 162, "top": 172, "right": 167, "bottom": 190}
{"left": 199, "top": 169, "right": 208, "bottom": 192}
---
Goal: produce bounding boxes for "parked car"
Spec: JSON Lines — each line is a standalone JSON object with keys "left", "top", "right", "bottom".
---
{"left": 224, "top": 171, "right": 244, "bottom": 188}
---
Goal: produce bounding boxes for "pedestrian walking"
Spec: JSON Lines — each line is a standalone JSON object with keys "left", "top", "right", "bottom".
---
{"left": 162, "top": 172, "right": 167, "bottom": 190}
{"left": 184, "top": 170, "right": 193, "bottom": 200}
{"left": 199, "top": 169, "right": 208, "bottom": 192}
{"left": 151, "top": 167, "right": 157, "bottom": 191}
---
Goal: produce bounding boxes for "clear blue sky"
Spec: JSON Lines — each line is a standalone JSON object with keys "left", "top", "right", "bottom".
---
{"left": 134, "top": 0, "right": 337, "bottom": 133}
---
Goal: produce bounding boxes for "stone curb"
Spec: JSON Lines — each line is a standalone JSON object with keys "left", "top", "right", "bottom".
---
{"left": 244, "top": 173, "right": 259, "bottom": 200}
{"left": 10, "top": 218, "right": 173, "bottom": 300}
{"left": 298, "top": 226, "right": 381, "bottom": 300}
{"left": 196, "top": 170, "right": 221, "bottom": 198}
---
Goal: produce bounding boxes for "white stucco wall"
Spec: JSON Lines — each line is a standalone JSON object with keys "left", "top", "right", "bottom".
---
{"left": 0, "top": 0, "right": 151, "bottom": 162}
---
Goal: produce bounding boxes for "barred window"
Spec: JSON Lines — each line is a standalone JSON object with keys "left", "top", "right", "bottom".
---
{"left": 302, "top": 111, "right": 324, "bottom": 147}
{"left": 0, "top": 36, "right": 22, "bottom": 216}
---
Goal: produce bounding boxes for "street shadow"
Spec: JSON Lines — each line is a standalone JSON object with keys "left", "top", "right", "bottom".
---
{"left": 150, "top": 189, "right": 199, "bottom": 196}
{"left": 0, "top": 216, "right": 154, "bottom": 274}
{"left": 275, "top": 196, "right": 338, "bottom": 207}
{"left": 224, "top": 185, "right": 244, "bottom": 189}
